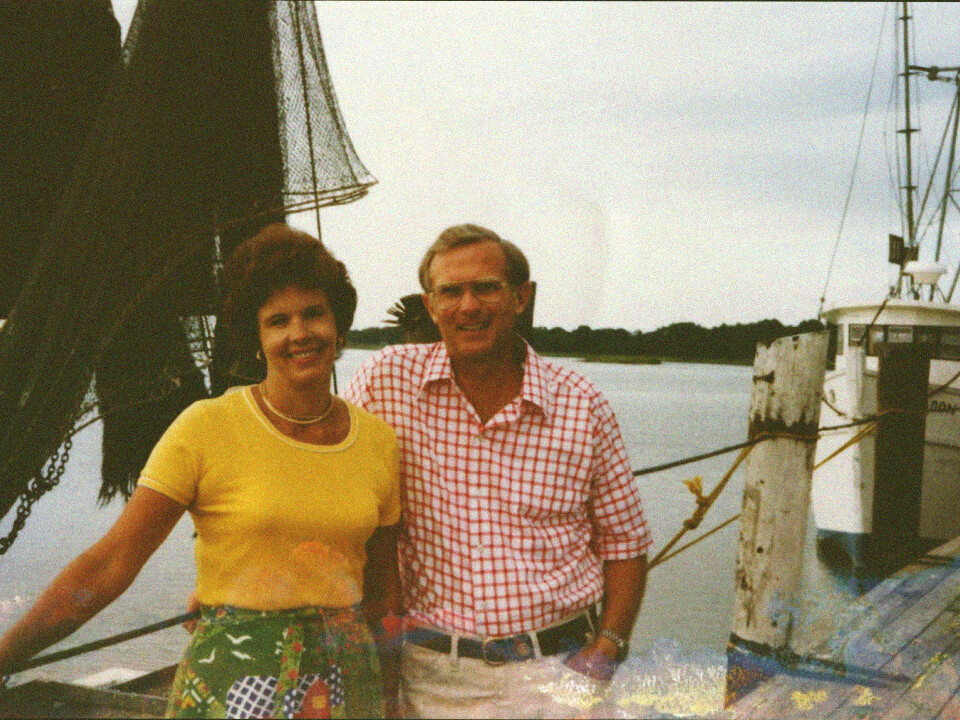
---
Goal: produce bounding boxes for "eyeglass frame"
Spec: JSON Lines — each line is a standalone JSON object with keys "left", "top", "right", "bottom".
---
{"left": 427, "top": 277, "right": 518, "bottom": 309}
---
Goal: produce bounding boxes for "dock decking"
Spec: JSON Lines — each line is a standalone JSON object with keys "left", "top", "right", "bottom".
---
{"left": 729, "top": 535, "right": 960, "bottom": 719}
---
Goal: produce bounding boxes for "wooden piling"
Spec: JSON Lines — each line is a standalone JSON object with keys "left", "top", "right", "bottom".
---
{"left": 726, "top": 331, "right": 828, "bottom": 706}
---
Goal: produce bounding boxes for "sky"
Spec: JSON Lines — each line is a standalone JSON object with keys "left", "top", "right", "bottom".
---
{"left": 111, "top": 1, "right": 960, "bottom": 332}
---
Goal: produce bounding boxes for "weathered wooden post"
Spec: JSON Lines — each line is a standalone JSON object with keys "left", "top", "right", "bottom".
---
{"left": 725, "top": 331, "right": 828, "bottom": 707}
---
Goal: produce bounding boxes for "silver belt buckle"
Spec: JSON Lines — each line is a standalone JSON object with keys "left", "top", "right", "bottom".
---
{"left": 481, "top": 635, "right": 534, "bottom": 665}
{"left": 481, "top": 636, "right": 508, "bottom": 666}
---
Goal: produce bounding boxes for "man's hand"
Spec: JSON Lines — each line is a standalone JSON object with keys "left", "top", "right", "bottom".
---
{"left": 563, "top": 635, "right": 620, "bottom": 683}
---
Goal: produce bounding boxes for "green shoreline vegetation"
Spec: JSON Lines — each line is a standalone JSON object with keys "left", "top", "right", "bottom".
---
{"left": 348, "top": 318, "right": 824, "bottom": 366}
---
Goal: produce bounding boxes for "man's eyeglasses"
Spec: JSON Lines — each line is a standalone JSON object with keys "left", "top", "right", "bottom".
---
{"left": 430, "top": 279, "right": 510, "bottom": 308}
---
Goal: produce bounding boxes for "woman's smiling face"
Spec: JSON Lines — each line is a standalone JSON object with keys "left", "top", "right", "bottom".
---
{"left": 257, "top": 284, "right": 341, "bottom": 391}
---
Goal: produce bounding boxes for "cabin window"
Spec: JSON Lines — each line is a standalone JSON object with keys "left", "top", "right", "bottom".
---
{"left": 941, "top": 330, "right": 960, "bottom": 360}
{"left": 887, "top": 325, "right": 913, "bottom": 343}
{"left": 849, "top": 324, "right": 866, "bottom": 347}
{"left": 915, "top": 326, "right": 939, "bottom": 352}
{"left": 841, "top": 325, "right": 960, "bottom": 359}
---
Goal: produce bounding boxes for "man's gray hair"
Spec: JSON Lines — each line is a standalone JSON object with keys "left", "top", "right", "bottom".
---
{"left": 418, "top": 224, "right": 530, "bottom": 291}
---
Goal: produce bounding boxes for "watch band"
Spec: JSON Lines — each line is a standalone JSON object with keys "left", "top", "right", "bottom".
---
{"left": 598, "top": 628, "right": 629, "bottom": 661}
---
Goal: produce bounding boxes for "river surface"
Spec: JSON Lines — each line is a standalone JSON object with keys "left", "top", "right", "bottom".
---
{"left": 0, "top": 349, "right": 857, "bottom": 715}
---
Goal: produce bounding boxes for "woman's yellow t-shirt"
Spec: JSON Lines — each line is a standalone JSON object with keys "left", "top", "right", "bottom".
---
{"left": 138, "top": 386, "right": 400, "bottom": 610}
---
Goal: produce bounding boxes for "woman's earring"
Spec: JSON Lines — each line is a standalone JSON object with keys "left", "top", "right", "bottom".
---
{"left": 256, "top": 350, "right": 263, "bottom": 362}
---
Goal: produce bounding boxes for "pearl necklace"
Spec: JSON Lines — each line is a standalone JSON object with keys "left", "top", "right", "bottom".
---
{"left": 259, "top": 384, "right": 335, "bottom": 425}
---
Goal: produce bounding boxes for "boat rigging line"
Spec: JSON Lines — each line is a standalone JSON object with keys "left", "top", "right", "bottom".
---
{"left": 819, "top": 5, "right": 890, "bottom": 320}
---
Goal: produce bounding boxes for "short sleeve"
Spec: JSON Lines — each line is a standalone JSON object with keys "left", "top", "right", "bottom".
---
{"left": 588, "top": 392, "right": 653, "bottom": 559}
{"left": 137, "top": 400, "right": 207, "bottom": 507}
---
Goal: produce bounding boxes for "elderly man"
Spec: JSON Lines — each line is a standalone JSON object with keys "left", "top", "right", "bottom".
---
{"left": 345, "top": 224, "right": 651, "bottom": 718}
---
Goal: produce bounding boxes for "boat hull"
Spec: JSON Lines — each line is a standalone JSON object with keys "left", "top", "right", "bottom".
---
{"left": 812, "top": 300, "right": 960, "bottom": 569}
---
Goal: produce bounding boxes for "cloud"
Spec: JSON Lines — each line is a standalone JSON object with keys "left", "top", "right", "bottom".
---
{"left": 109, "top": 1, "right": 960, "bottom": 330}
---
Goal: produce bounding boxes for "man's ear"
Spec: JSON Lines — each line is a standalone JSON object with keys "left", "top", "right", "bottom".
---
{"left": 513, "top": 281, "right": 533, "bottom": 316}
{"left": 423, "top": 292, "right": 440, "bottom": 325}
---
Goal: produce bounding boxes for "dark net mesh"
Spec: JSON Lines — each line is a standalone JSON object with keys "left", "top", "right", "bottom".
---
{"left": 0, "top": 0, "right": 121, "bottom": 316}
{"left": 0, "top": 0, "right": 375, "bottom": 547}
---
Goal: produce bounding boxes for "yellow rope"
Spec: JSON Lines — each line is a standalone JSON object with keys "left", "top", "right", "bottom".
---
{"left": 648, "top": 416, "right": 886, "bottom": 570}
{"left": 812, "top": 421, "right": 877, "bottom": 470}
{"left": 650, "top": 443, "right": 754, "bottom": 569}
{"left": 650, "top": 512, "right": 742, "bottom": 569}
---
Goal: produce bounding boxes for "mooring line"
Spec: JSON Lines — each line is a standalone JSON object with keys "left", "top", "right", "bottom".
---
{"left": 7, "top": 610, "right": 200, "bottom": 676}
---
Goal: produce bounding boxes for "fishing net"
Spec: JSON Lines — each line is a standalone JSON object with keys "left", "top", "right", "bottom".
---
{"left": 0, "top": 0, "right": 376, "bottom": 550}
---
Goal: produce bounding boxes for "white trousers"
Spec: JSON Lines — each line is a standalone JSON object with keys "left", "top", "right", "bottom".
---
{"left": 400, "top": 642, "right": 607, "bottom": 719}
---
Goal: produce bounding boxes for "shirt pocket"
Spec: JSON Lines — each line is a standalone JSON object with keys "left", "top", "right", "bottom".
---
{"left": 507, "top": 479, "right": 586, "bottom": 520}
{"left": 503, "top": 440, "right": 591, "bottom": 520}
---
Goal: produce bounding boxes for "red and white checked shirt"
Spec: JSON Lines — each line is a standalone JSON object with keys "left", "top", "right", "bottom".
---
{"left": 344, "top": 341, "right": 652, "bottom": 637}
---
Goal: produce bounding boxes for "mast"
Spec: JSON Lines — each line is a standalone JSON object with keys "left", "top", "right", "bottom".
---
{"left": 899, "top": 0, "right": 918, "bottom": 297}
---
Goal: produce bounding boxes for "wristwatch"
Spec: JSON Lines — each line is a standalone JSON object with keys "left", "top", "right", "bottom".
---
{"left": 598, "top": 628, "right": 629, "bottom": 662}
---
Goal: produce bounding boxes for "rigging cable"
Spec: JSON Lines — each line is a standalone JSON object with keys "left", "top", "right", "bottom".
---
{"left": 819, "top": 5, "right": 890, "bottom": 319}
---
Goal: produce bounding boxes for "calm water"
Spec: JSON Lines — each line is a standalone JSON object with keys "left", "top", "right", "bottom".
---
{"left": 0, "top": 349, "right": 855, "bottom": 712}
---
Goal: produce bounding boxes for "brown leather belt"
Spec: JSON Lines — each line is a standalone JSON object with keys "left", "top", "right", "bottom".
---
{"left": 405, "top": 606, "right": 599, "bottom": 665}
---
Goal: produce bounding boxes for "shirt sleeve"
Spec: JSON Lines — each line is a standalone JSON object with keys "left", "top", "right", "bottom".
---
{"left": 588, "top": 392, "right": 653, "bottom": 560}
{"left": 137, "top": 400, "right": 206, "bottom": 507}
{"left": 380, "top": 432, "right": 402, "bottom": 526}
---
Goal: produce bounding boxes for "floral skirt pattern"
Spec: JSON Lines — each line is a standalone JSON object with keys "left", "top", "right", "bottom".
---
{"left": 166, "top": 605, "right": 384, "bottom": 719}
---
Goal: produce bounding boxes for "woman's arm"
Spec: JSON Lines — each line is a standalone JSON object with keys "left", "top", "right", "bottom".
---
{"left": 362, "top": 523, "right": 402, "bottom": 624}
{"left": 0, "top": 486, "right": 186, "bottom": 675}
{"left": 362, "top": 522, "right": 402, "bottom": 717}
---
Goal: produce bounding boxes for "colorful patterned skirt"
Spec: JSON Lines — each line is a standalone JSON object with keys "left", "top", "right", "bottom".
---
{"left": 166, "top": 605, "right": 384, "bottom": 719}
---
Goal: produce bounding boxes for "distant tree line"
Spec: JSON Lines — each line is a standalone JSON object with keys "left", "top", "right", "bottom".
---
{"left": 348, "top": 317, "right": 825, "bottom": 364}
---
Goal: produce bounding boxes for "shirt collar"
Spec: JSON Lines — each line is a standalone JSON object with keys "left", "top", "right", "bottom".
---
{"left": 417, "top": 339, "right": 554, "bottom": 422}
{"left": 418, "top": 342, "right": 454, "bottom": 393}
{"left": 518, "top": 341, "right": 553, "bottom": 422}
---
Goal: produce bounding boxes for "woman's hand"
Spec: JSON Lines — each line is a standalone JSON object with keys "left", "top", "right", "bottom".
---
{"left": 362, "top": 524, "right": 403, "bottom": 717}
{"left": 182, "top": 592, "right": 201, "bottom": 633}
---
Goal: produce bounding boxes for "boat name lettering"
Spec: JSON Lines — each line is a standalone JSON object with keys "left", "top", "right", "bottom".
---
{"left": 928, "top": 399, "right": 960, "bottom": 415}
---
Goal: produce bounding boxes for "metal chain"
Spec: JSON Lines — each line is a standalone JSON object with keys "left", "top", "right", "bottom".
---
{"left": 0, "top": 323, "right": 211, "bottom": 558}
{"left": 0, "top": 435, "right": 73, "bottom": 555}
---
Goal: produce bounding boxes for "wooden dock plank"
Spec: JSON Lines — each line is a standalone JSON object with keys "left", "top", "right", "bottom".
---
{"left": 729, "top": 546, "right": 960, "bottom": 720}
{"left": 873, "top": 567, "right": 960, "bottom": 654}
{"left": 814, "top": 572, "right": 941, "bottom": 660}
{"left": 815, "top": 565, "right": 956, "bottom": 673}
{"left": 744, "top": 675, "right": 884, "bottom": 719}
{"left": 882, "top": 589, "right": 960, "bottom": 680}
{"left": 878, "top": 640, "right": 960, "bottom": 720}
{"left": 931, "top": 687, "right": 960, "bottom": 719}
{"left": 821, "top": 565, "right": 960, "bottom": 718}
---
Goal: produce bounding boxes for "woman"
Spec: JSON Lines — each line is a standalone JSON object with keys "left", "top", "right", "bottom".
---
{"left": 0, "top": 223, "right": 402, "bottom": 718}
